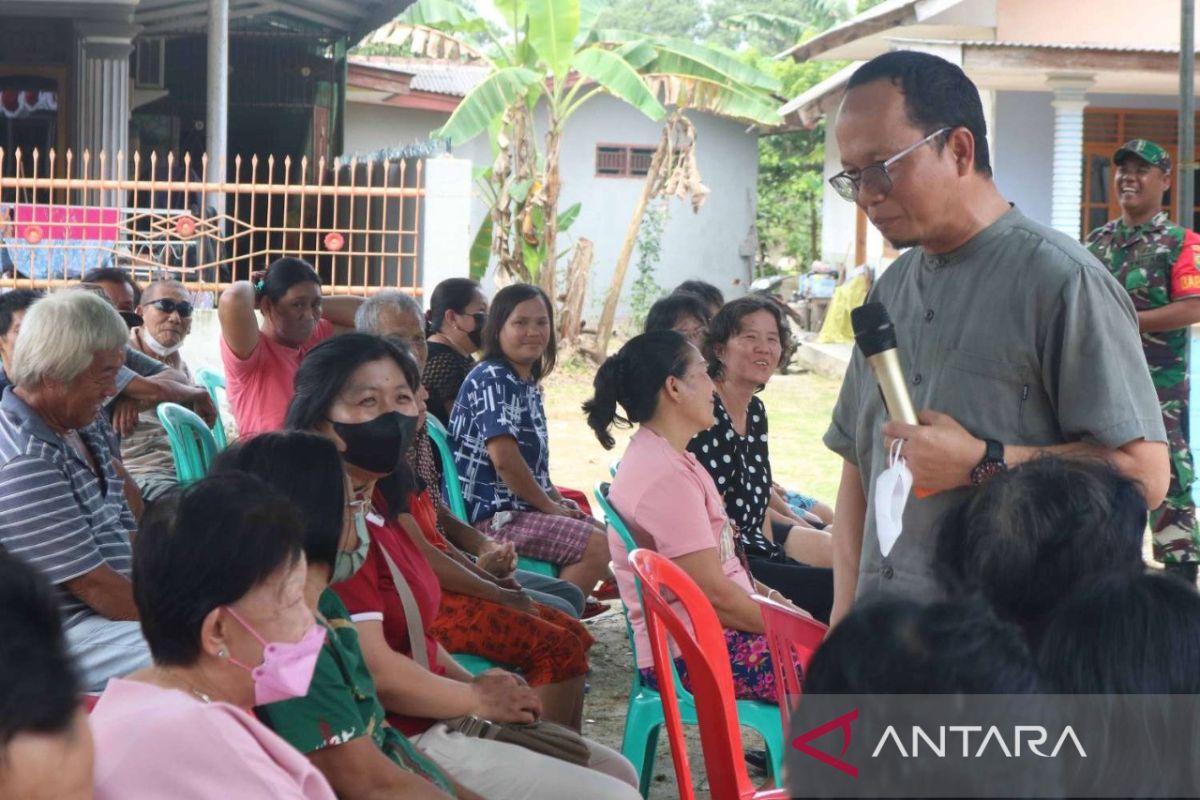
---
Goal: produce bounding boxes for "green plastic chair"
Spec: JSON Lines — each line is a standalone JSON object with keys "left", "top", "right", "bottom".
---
{"left": 594, "top": 481, "right": 784, "bottom": 796}
{"left": 450, "top": 653, "right": 501, "bottom": 676}
{"left": 194, "top": 367, "right": 229, "bottom": 449}
{"left": 157, "top": 402, "right": 219, "bottom": 484}
{"left": 424, "top": 416, "right": 559, "bottom": 578}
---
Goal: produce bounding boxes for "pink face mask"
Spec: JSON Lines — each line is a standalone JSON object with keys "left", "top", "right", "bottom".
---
{"left": 223, "top": 606, "right": 326, "bottom": 706}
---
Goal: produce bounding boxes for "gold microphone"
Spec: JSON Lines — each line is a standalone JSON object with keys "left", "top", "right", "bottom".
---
{"left": 851, "top": 302, "right": 918, "bottom": 426}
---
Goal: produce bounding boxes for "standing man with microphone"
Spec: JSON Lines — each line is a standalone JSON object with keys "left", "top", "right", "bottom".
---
{"left": 1086, "top": 139, "right": 1200, "bottom": 584}
{"left": 823, "top": 51, "right": 1169, "bottom": 626}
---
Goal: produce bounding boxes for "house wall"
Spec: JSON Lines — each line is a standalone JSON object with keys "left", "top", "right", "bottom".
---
{"left": 554, "top": 94, "right": 758, "bottom": 314}
{"left": 995, "top": 0, "right": 1196, "bottom": 48}
{"left": 345, "top": 94, "right": 759, "bottom": 315}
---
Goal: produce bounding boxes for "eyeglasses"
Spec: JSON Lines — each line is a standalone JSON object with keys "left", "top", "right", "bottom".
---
{"left": 147, "top": 298, "right": 194, "bottom": 318}
{"left": 829, "top": 127, "right": 951, "bottom": 202}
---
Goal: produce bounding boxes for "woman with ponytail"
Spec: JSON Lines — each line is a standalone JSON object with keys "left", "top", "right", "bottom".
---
{"left": 585, "top": 331, "right": 806, "bottom": 703}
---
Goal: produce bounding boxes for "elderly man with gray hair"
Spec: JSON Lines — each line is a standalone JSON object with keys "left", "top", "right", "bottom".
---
{"left": 0, "top": 291, "right": 151, "bottom": 690}
{"left": 356, "top": 289, "right": 586, "bottom": 618}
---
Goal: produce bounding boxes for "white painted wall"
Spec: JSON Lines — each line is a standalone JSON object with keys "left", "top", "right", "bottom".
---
{"left": 344, "top": 94, "right": 759, "bottom": 315}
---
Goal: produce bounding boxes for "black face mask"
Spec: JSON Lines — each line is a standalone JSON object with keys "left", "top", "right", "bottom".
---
{"left": 467, "top": 313, "right": 487, "bottom": 350}
{"left": 332, "top": 411, "right": 419, "bottom": 475}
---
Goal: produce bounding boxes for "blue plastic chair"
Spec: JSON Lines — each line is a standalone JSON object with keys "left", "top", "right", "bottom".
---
{"left": 594, "top": 481, "right": 784, "bottom": 796}
{"left": 194, "top": 367, "right": 229, "bottom": 449}
{"left": 425, "top": 416, "right": 559, "bottom": 577}
{"left": 157, "top": 402, "right": 218, "bottom": 484}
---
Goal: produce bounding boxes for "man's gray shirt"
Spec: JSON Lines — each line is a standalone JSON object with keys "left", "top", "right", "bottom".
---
{"left": 824, "top": 207, "right": 1166, "bottom": 602}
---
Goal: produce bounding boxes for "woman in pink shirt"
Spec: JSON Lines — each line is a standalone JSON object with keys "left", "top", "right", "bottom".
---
{"left": 219, "top": 257, "right": 361, "bottom": 437}
{"left": 90, "top": 475, "right": 335, "bottom": 799}
{"left": 585, "top": 330, "right": 806, "bottom": 703}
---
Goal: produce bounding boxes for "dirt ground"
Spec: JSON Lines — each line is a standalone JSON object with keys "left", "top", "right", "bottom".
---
{"left": 580, "top": 606, "right": 773, "bottom": 800}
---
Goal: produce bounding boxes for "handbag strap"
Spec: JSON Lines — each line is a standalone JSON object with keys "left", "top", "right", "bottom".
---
{"left": 379, "top": 542, "right": 431, "bottom": 671}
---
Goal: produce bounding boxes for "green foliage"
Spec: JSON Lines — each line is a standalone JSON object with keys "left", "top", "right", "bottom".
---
{"left": 628, "top": 200, "right": 669, "bottom": 332}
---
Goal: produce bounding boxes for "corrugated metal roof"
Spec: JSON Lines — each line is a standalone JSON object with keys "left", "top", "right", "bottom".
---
{"left": 134, "top": 0, "right": 414, "bottom": 39}
{"left": 890, "top": 37, "right": 1180, "bottom": 54}
{"left": 348, "top": 57, "right": 489, "bottom": 97}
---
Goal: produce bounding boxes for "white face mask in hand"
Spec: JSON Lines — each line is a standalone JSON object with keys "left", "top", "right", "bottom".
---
{"left": 873, "top": 438, "right": 912, "bottom": 558}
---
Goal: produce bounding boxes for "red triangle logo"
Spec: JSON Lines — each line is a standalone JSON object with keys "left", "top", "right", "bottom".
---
{"left": 792, "top": 708, "right": 860, "bottom": 778}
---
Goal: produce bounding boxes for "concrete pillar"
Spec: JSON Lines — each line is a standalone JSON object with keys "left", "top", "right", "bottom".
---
{"left": 1047, "top": 74, "right": 1094, "bottom": 240}
{"left": 420, "top": 156, "right": 473, "bottom": 302}
{"left": 74, "top": 23, "right": 136, "bottom": 201}
{"left": 206, "top": 0, "right": 229, "bottom": 217}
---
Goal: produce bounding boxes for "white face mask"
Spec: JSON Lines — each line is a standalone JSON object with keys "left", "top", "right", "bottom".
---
{"left": 141, "top": 327, "right": 183, "bottom": 357}
{"left": 873, "top": 438, "right": 912, "bottom": 558}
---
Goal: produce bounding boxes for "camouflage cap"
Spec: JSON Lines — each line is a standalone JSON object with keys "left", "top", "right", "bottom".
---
{"left": 1113, "top": 139, "right": 1172, "bottom": 171}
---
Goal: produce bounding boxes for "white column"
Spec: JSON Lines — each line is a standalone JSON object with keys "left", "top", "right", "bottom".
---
{"left": 74, "top": 23, "right": 136, "bottom": 199}
{"left": 421, "top": 156, "right": 473, "bottom": 301}
{"left": 206, "top": 0, "right": 229, "bottom": 214}
{"left": 1047, "top": 74, "right": 1094, "bottom": 240}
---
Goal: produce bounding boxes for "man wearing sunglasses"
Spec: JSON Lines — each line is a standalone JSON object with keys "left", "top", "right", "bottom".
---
{"left": 822, "top": 51, "right": 1168, "bottom": 625}
{"left": 121, "top": 279, "right": 213, "bottom": 501}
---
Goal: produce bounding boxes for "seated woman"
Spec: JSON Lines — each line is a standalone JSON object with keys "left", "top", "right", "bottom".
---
{"left": 90, "top": 474, "right": 337, "bottom": 799}
{"left": 448, "top": 283, "right": 611, "bottom": 598}
{"left": 643, "top": 291, "right": 710, "bottom": 348}
{"left": 285, "top": 332, "right": 641, "bottom": 800}
{"left": 218, "top": 256, "right": 361, "bottom": 437}
{"left": 424, "top": 278, "right": 487, "bottom": 426}
{"left": 689, "top": 297, "right": 833, "bottom": 622}
{"left": 0, "top": 547, "right": 93, "bottom": 800}
{"left": 210, "top": 432, "right": 462, "bottom": 800}
{"left": 585, "top": 330, "right": 807, "bottom": 703}
{"left": 290, "top": 333, "right": 591, "bottom": 727}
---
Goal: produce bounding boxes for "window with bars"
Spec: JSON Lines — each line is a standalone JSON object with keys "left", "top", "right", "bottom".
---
{"left": 595, "top": 144, "right": 658, "bottom": 177}
{"left": 1082, "top": 108, "right": 1200, "bottom": 234}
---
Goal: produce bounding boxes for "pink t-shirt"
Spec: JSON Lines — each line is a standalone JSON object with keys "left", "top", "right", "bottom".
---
{"left": 608, "top": 427, "right": 755, "bottom": 669}
{"left": 220, "top": 319, "right": 333, "bottom": 437}
{"left": 91, "top": 678, "right": 336, "bottom": 800}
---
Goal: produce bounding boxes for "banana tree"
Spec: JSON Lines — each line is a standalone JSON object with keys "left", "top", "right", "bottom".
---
{"left": 367, "top": 0, "right": 782, "bottom": 309}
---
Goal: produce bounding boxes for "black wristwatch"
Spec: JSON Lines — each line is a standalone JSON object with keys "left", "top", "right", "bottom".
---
{"left": 970, "top": 438, "right": 1007, "bottom": 486}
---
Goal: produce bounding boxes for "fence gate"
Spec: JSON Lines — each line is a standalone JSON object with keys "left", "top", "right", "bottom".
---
{"left": 0, "top": 148, "right": 424, "bottom": 296}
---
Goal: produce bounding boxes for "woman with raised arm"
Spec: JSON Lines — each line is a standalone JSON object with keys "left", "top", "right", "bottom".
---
{"left": 218, "top": 256, "right": 361, "bottom": 437}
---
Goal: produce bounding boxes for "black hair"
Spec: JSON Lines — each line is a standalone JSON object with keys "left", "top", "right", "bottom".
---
{"left": 644, "top": 292, "right": 710, "bottom": 335}
{"left": 132, "top": 474, "right": 305, "bottom": 666}
{"left": 846, "top": 50, "right": 992, "bottom": 177}
{"left": 481, "top": 283, "right": 557, "bottom": 382}
{"left": 82, "top": 267, "right": 142, "bottom": 305}
{"left": 934, "top": 456, "right": 1146, "bottom": 644}
{"left": 256, "top": 256, "right": 321, "bottom": 303}
{"left": 0, "top": 289, "right": 44, "bottom": 337}
{"left": 0, "top": 547, "right": 80, "bottom": 753}
{"left": 285, "top": 332, "right": 421, "bottom": 432}
{"left": 702, "top": 295, "right": 795, "bottom": 381}
{"left": 1037, "top": 572, "right": 1200, "bottom": 694}
{"left": 429, "top": 278, "right": 482, "bottom": 335}
{"left": 583, "top": 330, "right": 694, "bottom": 450}
{"left": 805, "top": 596, "right": 1039, "bottom": 694}
{"left": 673, "top": 280, "right": 724, "bottom": 313}
{"left": 209, "top": 432, "right": 345, "bottom": 570}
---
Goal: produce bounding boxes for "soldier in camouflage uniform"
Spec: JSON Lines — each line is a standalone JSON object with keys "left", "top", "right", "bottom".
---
{"left": 1087, "top": 139, "right": 1200, "bottom": 583}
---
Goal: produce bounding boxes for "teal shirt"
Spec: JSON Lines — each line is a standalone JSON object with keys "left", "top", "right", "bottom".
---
{"left": 255, "top": 588, "right": 455, "bottom": 795}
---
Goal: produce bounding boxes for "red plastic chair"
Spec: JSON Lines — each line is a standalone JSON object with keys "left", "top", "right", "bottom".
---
{"left": 628, "top": 548, "right": 789, "bottom": 800}
{"left": 751, "top": 592, "right": 828, "bottom": 739}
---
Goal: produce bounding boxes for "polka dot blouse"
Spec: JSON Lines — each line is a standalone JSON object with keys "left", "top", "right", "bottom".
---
{"left": 687, "top": 393, "right": 781, "bottom": 560}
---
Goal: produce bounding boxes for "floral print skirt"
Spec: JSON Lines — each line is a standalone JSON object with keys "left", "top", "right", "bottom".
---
{"left": 638, "top": 628, "right": 795, "bottom": 704}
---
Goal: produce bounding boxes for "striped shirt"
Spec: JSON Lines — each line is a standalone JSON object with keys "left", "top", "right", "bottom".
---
{"left": 0, "top": 387, "right": 136, "bottom": 629}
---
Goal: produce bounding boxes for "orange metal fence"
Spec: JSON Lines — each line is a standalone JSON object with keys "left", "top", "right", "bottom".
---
{"left": 0, "top": 148, "right": 424, "bottom": 296}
